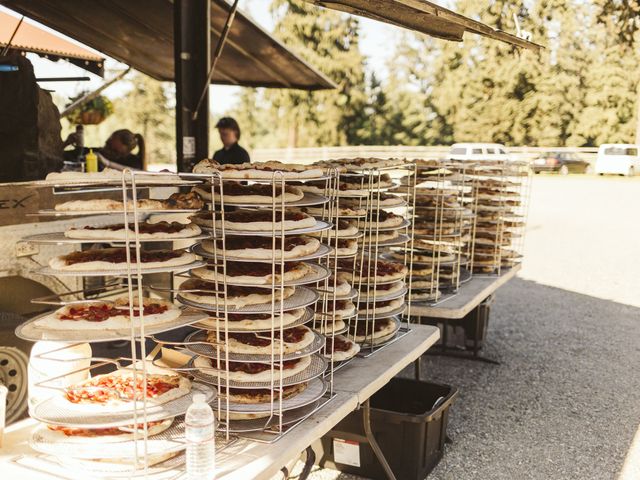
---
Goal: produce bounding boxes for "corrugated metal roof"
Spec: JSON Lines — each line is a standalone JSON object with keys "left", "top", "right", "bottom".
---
{"left": 0, "top": 0, "right": 337, "bottom": 90}
{"left": 0, "top": 10, "right": 105, "bottom": 75}
{"left": 309, "top": 0, "right": 543, "bottom": 51}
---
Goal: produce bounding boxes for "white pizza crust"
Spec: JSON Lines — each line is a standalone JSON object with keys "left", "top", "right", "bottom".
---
{"left": 321, "top": 300, "right": 356, "bottom": 318}
{"left": 336, "top": 239, "right": 358, "bottom": 256}
{"left": 353, "top": 318, "right": 398, "bottom": 342}
{"left": 217, "top": 326, "right": 315, "bottom": 355}
{"left": 180, "top": 280, "right": 295, "bottom": 308}
{"left": 192, "top": 262, "right": 312, "bottom": 286}
{"left": 324, "top": 336, "right": 360, "bottom": 361}
{"left": 193, "top": 159, "right": 325, "bottom": 179}
{"left": 359, "top": 281, "right": 405, "bottom": 299}
{"left": 54, "top": 198, "right": 166, "bottom": 212}
{"left": 35, "top": 297, "right": 180, "bottom": 331}
{"left": 201, "top": 237, "right": 321, "bottom": 260}
{"left": 48, "top": 250, "right": 196, "bottom": 271}
{"left": 223, "top": 383, "right": 308, "bottom": 409}
{"left": 64, "top": 222, "right": 201, "bottom": 240}
{"left": 358, "top": 297, "right": 405, "bottom": 315}
{"left": 316, "top": 319, "right": 346, "bottom": 334}
{"left": 303, "top": 205, "right": 366, "bottom": 217}
{"left": 194, "top": 355, "right": 312, "bottom": 383}
{"left": 196, "top": 308, "right": 306, "bottom": 331}
{"left": 37, "top": 417, "right": 174, "bottom": 445}
{"left": 46, "top": 169, "right": 177, "bottom": 184}
{"left": 362, "top": 230, "right": 400, "bottom": 243}
{"left": 192, "top": 185, "right": 304, "bottom": 204}
{"left": 364, "top": 214, "right": 404, "bottom": 229}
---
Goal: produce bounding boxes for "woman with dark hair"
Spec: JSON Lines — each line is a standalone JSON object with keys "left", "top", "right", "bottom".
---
{"left": 63, "top": 128, "right": 146, "bottom": 170}
{"left": 213, "top": 117, "right": 250, "bottom": 165}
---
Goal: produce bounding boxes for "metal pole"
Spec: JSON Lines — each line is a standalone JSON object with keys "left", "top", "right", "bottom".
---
{"left": 174, "top": 0, "right": 211, "bottom": 173}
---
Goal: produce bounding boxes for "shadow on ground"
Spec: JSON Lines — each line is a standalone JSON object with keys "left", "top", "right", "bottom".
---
{"left": 304, "top": 277, "right": 640, "bottom": 480}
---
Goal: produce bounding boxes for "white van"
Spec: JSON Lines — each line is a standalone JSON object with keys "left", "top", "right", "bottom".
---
{"left": 595, "top": 144, "right": 640, "bottom": 176}
{"left": 447, "top": 143, "right": 510, "bottom": 162}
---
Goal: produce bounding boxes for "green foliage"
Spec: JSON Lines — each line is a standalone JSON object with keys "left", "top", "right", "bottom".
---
{"left": 66, "top": 93, "right": 114, "bottom": 123}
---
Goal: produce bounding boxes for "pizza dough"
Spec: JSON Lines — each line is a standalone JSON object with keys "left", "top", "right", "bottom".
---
{"left": 192, "top": 261, "right": 312, "bottom": 286}
{"left": 196, "top": 308, "right": 307, "bottom": 331}
{"left": 38, "top": 417, "right": 174, "bottom": 444}
{"left": 201, "top": 236, "right": 321, "bottom": 260}
{"left": 35, "top": 297, "right": 180, "bottom": 331}
{"left": 320, "top": 300, "right": 356, "bottom": 318}
{"left": 191, "top": 209, "right": 316, "bottom": 232}
{"left": 309, "top": 219, "right": 358, "bottom": 238}
{"left": 49, "top": 248, "right": 196, "bottom": 271}
{"left": 210, "top": 325, "right": 315, "bottom": 355}
{"left": 54, "top": 192, "right": 203, "bottom": 212}
{"left": 346, "top": 259, "right": 408, "bottom": 283}
{"left": 324, "top": 335, "right": 360, "bottom": 361}
{"left": 303, "top": 205, "right": 366, "bottom": 217}
{"left": 221, "top": 383, "right": 308, "bottom": 408}
{"left": 45, "top": 169, "right": 177, "bottom": 184}
{"left": 335, "top": 238, "right": 358, "bottom": 256}
{"left": 352, "top": 318, "right": 398, "bottom": 342}
{"left": 319, "top": 277, "right": 352, "bottom": 296}
{"left": 315, "top": 318, "right": 346, "bottom": 334}
{"left": 358, "top": 296, "right": 405, "bottom": 315}
{"left": 63, "top": 366, "right": 191, "bottom": 411}
{"left": 193, "top": 159, "right": 325, "bottom": 179}
{"left": 362, "top": 229, "right": 400, "bottom": 243}
{"left": 180, "top": 279, "right": 295, "bottom": 308}
{"left": 359, "top": 280, "right": 405, "bottom": 299}
{"left": 65, "top": 221, "right": 201, "bottom": 240}
{"left": 363, "top": 211, "right": 404, "bottom": 229}
{"left": 192, "top": 182, "right": 304, "bottom": 204}
{"left": 194, "top": 354, "right": 312, "bottom": 383}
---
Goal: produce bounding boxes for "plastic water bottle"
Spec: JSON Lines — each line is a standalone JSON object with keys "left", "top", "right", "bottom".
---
{"left": 185, "top": 394, "right": 215, "bottom": 479}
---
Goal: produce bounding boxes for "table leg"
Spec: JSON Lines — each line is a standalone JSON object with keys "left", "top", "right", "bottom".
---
{"left": 298, "top": 446, "right": 316, "bottom": 480}
{"left": 362, "top": 399, "right": 397, "bottom": 480}
{"left": 414, "top": 357, "right": 421, "bottom": 380}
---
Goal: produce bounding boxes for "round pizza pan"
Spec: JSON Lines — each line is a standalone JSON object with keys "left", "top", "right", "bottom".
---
{"left": 15, "top": 308, "right": 206, "bottom": 343}
{"left": 413, "top": 231, "right": 463, "bottom": 240}
{"left": 355, "top": 302, "right": 407, "bottom": 320}
{"left": 352, "top": 317, "right": 401, "bottom": 347}
{"left": 191, "top": 241, "right": 334, "bottom": 264}
{"left": 189, "top": 354, "right": 327, "bottom": 389}
{"left": 191, "top": 262, "right": 331, "bottom": 288}
{"left": 191, "top": 307, "right": 314, "bottom": 334}
{"left": 356, "top": 283, "right": 408, "bottom": 303}
{"left": 35, "top": 260, "right": 206, "bottom": 277}
{"left": 202, "top": 219, "right": 332, "bottom": 237}
{"left": 176, "top": 286, "right": 319, "bottom": 314}
{"left": 365, "top": 197, "right": 408, "bottom": 209}
{"left": 211, "top": 191, "right": 330, "bottom": 208}
{"left": 314, "top": 286, "right": 358, "bottom": 301}
{"left": 22, "top": 232, "right": 210, "bottom": 245}
{"left": 30, "top": 417, "right": 187, "bottom": 459}
{"left": 312, "top": 320, "right": 349, "bottom": 336}
{"left": 362, "top": 218, "right": 411, "bottom": 232}
{"left": 215, "top": 377, "right": 328, "bottom": 414}
{"left": 221, "top": 399, "right": 322, "bottom": 433}
{"left": 183, "top": 328, "right": 325, "bottom": 363}
{"left": 32, "top": 208, "right": 202, "bottom": 217}
{"left": 59, "top": 450, "right": 185, "bottom": 477}
{"left": 31, "top": 382, "right": 216, "bottom": 428}
{"left": 25, "top": 177, "right": 202, "bottom": 188}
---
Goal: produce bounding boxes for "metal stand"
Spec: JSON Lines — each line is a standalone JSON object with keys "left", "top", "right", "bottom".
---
{"left": 363, "top": 399, "right": 397, "bottom": 480}
{"left": 420, "top": 295, "right": 500, "bottom": 365}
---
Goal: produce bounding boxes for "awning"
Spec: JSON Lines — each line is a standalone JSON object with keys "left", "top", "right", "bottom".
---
{"left": 308, "top": 0, "right": 543, "bottom": 51}
{"left": 0, "top": 10, "right": 104, "bottom": 76}
{"left": 0, "top": 0, "right": 337, "bottom": 90}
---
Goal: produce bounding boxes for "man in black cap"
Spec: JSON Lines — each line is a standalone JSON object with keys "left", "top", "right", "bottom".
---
{"left": 213, "top": 117, "right": 250, "bottom": 165}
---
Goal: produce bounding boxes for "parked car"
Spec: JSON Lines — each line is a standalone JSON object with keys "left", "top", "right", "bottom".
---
{"left": 531, "top": 152, "right": 591, "bottom": 175}
{"left": 595, "top": 144, "right": 640, "bottom": 176}
{"left": 446, "top": 143, "right": 510, "bottom": 162}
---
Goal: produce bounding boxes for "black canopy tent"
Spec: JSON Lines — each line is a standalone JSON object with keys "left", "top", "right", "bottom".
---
{"left": 1, "top": 0, "right": 541, "bottom": 172}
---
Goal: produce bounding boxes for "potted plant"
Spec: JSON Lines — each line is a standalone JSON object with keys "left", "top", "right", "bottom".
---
{"left": 67, "top": 94, "right": 114, "bottom": 125}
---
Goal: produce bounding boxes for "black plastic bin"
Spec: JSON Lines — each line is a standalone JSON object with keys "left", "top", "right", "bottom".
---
{"left": 317, "top": 378, "right": 458, "bottom": 480}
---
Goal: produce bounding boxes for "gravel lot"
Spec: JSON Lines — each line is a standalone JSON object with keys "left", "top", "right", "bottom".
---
{"left": 301, "top": 175, "right": 640, "bottom": 480}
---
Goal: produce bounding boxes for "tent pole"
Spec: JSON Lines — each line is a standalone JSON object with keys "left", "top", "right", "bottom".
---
{"left": 174, "top": 0, "right": 211, "bottom": 172}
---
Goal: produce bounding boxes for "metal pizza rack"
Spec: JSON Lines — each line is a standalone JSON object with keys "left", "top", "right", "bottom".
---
{"left": 13, "top": 170, "right": 222, "bottom": 475}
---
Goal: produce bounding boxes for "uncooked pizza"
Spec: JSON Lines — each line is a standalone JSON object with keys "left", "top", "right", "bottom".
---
{"left": 35, "top": 296, "right": 180, "bottom": 330}
{"left": 358, "top": 297, "right": 405, "bottom": 315}
{"left": 197, "top": 308, "right": 308, "bottom": 331}
{"left": 41, "top": 418, "right": 173, "bottom": 444}
{"left": 324, "top": 335, "right": 360, "bottom": 361}
{"left": 358, "top": 280, "right": 405, "bottom": 298}
{"left": 191, "top": 209, "right": 316, "bottom": 232}
{"left": 302, "top": 205, "right": 366, "bottom": 217}
{"left": 193, "top": 159, "right": 325, "bottom": 179}
{"left": 192, "top": 261, "right": 312, "bottom": 285}
{"left": 351, "top": 317, "right": 398, "bottom": 343}
{"left": 180, "top": 278, "right": 295, "bottom": 308}
{"left": 45, "top": 168, "right": 178, "bottom": 184}
{"left": 315, "top": 318, "right": 346, "bottom": 335}
{"left": 65, "top": 221, "right": 201, "bottom": 240}
{"left": 192, "top": 182, "right": 304, "bottom": 204}
{"left": 309, "top": 219, "right": 358, "bottom": 238}
{"left": 317, "top": 299, "right": 356, "bottom": 318}
{"left": 363, "top": 210, "right": 404, "bottom": 229}
{"left": 335, "top": 238, "right": 358, "bottom": 256}
{"left": 201, "top": 236, "right": 321, "bottom": 260}
{"left": 194, "top": 355, "right": 312, "bottom": 382}
{"left": 361, "top": 229, "right": 400, "bottom": 243}
{"left": 207, "top": 325, "right": 315, "bottom": 355}
{"left": 319, "top": 275, "right": 352, "bottom": 296}
{"left": 342, "top": 173, "right": 393, "bottom": 190}
{"left": 54, "top": 192, "right": 204, "bottom": 212}
{"left": 339, "top": 259, "right": 408, "bottom": 283}
{"left": 219, "top": 383, "right": 307, "bottom": 406}
{"left": 65, "top": 368, "right": 191, "bottom": 408}
{"left": 49, "top": 247, "right": 196, "bottom": 271}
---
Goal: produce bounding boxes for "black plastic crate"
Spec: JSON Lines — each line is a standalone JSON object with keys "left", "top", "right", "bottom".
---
{"left": 317, "top": 378, "right": 458, "bottom": 480}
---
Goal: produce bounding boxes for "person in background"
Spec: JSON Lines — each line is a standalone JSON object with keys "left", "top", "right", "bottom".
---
{"left": 213, "top": 117, "right": 250, "bottom": 165}
{"left": 63, "top": 128, "right": 146, "bottom": 170}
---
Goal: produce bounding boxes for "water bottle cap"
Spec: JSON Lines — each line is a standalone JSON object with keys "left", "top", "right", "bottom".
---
{"left": 193, "top": 393, "right": 206, "bottom": 403}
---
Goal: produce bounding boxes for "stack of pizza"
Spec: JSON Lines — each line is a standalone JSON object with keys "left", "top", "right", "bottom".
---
{"left": 465, "top": 163, "right": 528, "bottom": 274}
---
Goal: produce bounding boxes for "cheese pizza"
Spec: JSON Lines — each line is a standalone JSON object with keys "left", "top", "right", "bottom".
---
{"left": 201, "top": 236, "right": 321, "bottom": 260}
{"left": 193, "top": 182, "right": 304, "bottom": 204}
{"left": 55, "top": 192, "right": 204, "bottom": 212}
{"left": 49, "top": 247, "right": 196, "bottom": 271}
{"left": 180, "top": 278, "right": 295, "bottom": 308}
{"left": 208, "top": 325, "right": 315, "bottom": 355}
{"left": 65, "top": 221, "right": 201, "bottom": 240}
{"left": 194, "top": 355, "right": 312, "bottom": 383}
{"left": 192, "top": 261, "right": 312, "bottom": 285}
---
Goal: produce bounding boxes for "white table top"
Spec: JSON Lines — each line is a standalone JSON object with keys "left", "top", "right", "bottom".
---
{"left": 409, "top": 265, "right": 520, "bottom": 319}
{"left": 0, "top": 325, "right": 440, "bottom": 480}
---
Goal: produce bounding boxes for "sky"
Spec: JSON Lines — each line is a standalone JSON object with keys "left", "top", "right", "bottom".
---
{"left": 0, "top": 1, "right": 402, "bottom": 116}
